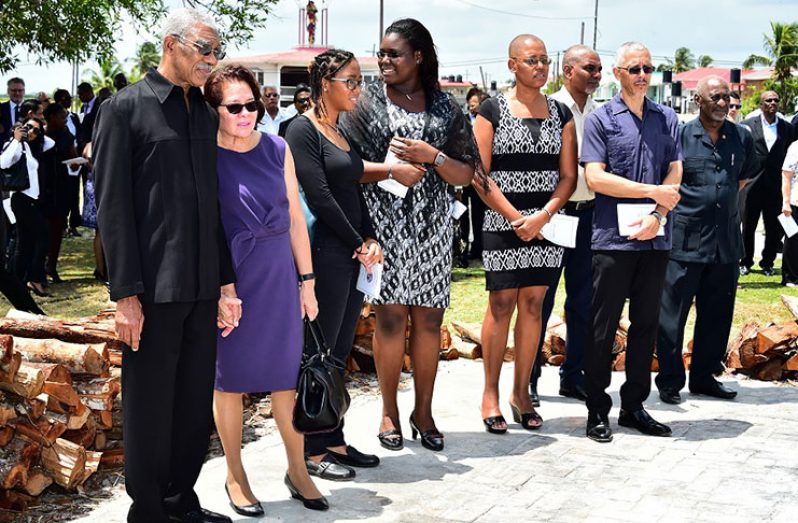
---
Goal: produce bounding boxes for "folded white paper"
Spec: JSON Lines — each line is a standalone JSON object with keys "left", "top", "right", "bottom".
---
{"left": 450, "top": 199, "right": 468, "bottom": 219}
{"left": 2, "top": 198, "right": 15, "bottom": 224}
{"left": 377, "top": 149, "right": 410, "bottom": 198}
{"left": 356, "top": 263, "right": 383, "bottom": 300}
{"left": 778, "top": 213, "right": 798, "bottom": 238}
{"left": 62, "top": 157, "right": 88, "bottom": 166}
{"left": 541, "top": 213, "right": 579, "bottom": 248}
{"left": 617, "top": 203, "right": 664, "bottom": 237}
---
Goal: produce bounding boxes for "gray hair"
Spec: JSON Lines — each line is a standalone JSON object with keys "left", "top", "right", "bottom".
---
{"left": 696, "top": 75, "right": 728, "bottom": 96}
{"left": 159, "top": 8, "right": 218, "bottom": 47}
{"left": 615, "top": 41, "right": 649, "bottom": 67}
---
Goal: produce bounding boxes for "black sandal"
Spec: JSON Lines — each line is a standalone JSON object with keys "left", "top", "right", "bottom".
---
{"left": 509, "top": 403, "right": 543, "bottom": 431}
{"left": 482, "top": 415, "right": 508, "bottom": 434}
{"left": 378, "top": 429, "right": 404, "bottom": 451}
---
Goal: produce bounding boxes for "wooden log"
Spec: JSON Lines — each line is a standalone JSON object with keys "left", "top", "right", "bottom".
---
{"left": 94, "top": 429, "right": 108, "bottom": 450}
{"left": 547, "top": 354, "right": 565, "bottom": 366}
{"left": 355, "top": 314, "right": 376, "bottom": 337}
{"left": 99, "top": 447, "right": 124, "bottom": 469}
{"left": 0, "top": 311, "right": 124, "bottom": 351}
{"left": 43, "top": 382, "right": 81, "bottom": 408}
{"left": 14, "top": 414, "right": 67, "bottom": 446}
{"left": 439, "top": 347, "right": 460, "bottom": 361}
{"left": 0, "top": 396, "right": 16, "bottom": 427}
{"left": 612, "top": 352, "right": 626, "bottom": 371}
{"left": 11, "top": 338, "right": 109, "bottom": 376}
{"left": 21, "top": 466, "right": 52, "bottom": 496}
{"left": 440, "top": 325, "right": 452, "bottom": 349}
{"left": 725, "top": 346, "right": 743, "bottom": 369}
{"left": 402, "top": 354, "right": 412, "bottom": 372}
{"left": 63, "top": 414, "right": 97, "bottom": 448}
{"left": 781, "top": 294, "right": 798, "bottom": 321}
{"left": 0, "top": 364, "right": 44, "bottom": 399}
{"left": 611, "top": 331, "right": 627, "bottom": 355}
{"left": 753, "top": 358, "right": 784, "bottom": 381}
{"left": 756, "top": 322, "right": 798, "bottom": 354}
{"left": 0, "top": 335, "right": 20, "bottom": 384}
{"left": 0, "top": 488, "right": 35, "bottom": 513}
{"left": 67, "top": 402, "right": 91, "bottom": 430}
{"left": 548, "top": 323, "right": 567, "bottom": 355}
{"left": 785, "top": 353, "right": 798, "bottom": 371}
{"left": 0, "top": 427, "right": 14, "bottom": 447}
{"left": 686, "top": 339, "right": 694, "bottom": 354}
{"left": 451, "top": 336, "right": 481, "bottom": 359}
{"left": 24, "top": 362, "right": 71, "bottom": 384}
{"left": 682, "top": 352, "right": 692, "bottom": 371}
{"left": 79, "top": 450, "right": 102, "bottom": 486}
{"left": 0, "top": 436, "right": 39, "bottom": 489}
{"left": 80, "top": 393, "right": 114, "bottom": 411}
{"left": 650, "top": 356, "right": 660, "bottom": 372}
{"left": 618, "top": 317, "right": 631, "bottom": 335}
{"left": 109, "top": 348, "right": 122, "bottom": 367}
{"left": 73, "top": 377, "right": 120, "bottom": 397}
{"left": 41, "top": 438, "right": 87, "bottom": 490}
{"left": 451, "top": 321, "right": 514, "bottom": 353}
{"left": 93, "top": 410, "right": 113, "bottom": 429}
{"left": 727, "top": 321, "right": 762, "bottom": 368}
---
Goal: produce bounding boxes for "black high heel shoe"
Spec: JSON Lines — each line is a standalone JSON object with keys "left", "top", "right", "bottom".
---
{"left": 224, "top": 482, "right": 264, "bottom": 517}
{"left": 378, "top": 428, "right": 404, "bottom": 451}
{"left": 285, "top": 472, "right": 329, "bottom": 511}
{"left": 509, "top": 402, "right": 543, "bottom": 431}
{"left": 482, "top": 415, "right": 508, "bottom": 435}
{"left": 409, "top": 412, "right": 444, "bottom": 451}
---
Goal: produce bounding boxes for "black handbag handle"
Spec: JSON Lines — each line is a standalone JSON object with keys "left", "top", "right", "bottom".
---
{"left": 303, "top": 318, "right": 346, "bottom": 368}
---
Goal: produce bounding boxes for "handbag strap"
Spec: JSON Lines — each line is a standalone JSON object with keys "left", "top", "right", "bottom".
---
{"left": 304, "top": 317, "right": 331, "bottom": 357}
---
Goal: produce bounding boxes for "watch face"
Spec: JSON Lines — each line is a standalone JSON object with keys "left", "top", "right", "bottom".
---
{"left": 435, "top": 152, "right": 445, "bottom": 166}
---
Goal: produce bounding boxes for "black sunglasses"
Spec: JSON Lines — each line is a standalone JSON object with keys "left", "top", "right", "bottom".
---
{"left": 707, "top": 93, "right": 731, "bottom": 103}
{"left": 512, "top": 55, "right": 552, "bottom": 66}
{"left": 173, "top": 34, "right": 226, "bottom": 60}
{"left": 729, "top": 103, "right": 742, "bottom": 109}
{"left": 618, "top": 65, "right": 655, "bottom": 75}
{"left": 220, "top": 101, "right": 258, "bottom": 114}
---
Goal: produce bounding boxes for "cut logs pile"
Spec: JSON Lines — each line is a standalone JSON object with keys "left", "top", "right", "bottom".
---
{"left": 0, "top": 309, "right": 123, "bottom": 510}
{"left": 723, "top": 295, "right": 798, "bottom": 381}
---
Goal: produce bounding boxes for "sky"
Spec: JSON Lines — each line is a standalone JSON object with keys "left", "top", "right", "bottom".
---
{"left": 2, "top": 0, "right": 797, "bottom": 94}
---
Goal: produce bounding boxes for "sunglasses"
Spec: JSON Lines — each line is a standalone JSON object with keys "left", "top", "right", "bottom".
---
{"left": 763, "top": 98, "right": 779, "bottom": 104}
{"left": 512, "top": 55, "right": 551, "bottom": 66}
{"left": 173, "top": 34, "right": 226, "bottom": 60}
{"left": 618, "top": 65, "right": 655, "bottom": 75}
{"left": 729, "top": 104, "right": 742, "bottom": 109}
{"left": 296, "top": 98, "right": 311, "bottom": 106}
{"left": 264, "top": 93, "right": 279, "bottom": 98}
{"left": 329, "top": 77, "right": 363, "bottom": 90}
{"left": 221, "top": 101, "right": 258, "bottom": 114}
{"left": 707, "top": 93, "right": 731, "bottom": 103}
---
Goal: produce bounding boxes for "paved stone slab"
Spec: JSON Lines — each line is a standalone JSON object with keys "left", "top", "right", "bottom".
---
{"left": 73, "top": 360, "right": 798, "bottom": 522}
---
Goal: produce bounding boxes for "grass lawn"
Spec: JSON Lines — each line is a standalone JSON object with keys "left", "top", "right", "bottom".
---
{"left": 2, "top": 232, "right": 794, "bottom": 348}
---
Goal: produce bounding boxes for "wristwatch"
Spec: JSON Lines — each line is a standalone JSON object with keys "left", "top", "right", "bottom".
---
{"left": 650, "top": 210, "right": 667, "bottom": 226}
{"left": 433, "top": 151, "right": 447, "bottom": 167}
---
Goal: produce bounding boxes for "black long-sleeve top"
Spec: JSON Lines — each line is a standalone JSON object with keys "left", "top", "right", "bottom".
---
{"left": 285, "top": 115, "right": 374, "bottom": 251}
{"left": 93, "top": 68, "right": 235, "bottom": 303}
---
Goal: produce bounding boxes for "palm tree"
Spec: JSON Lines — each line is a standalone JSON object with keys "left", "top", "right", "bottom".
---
{"left": 697, "top": 55, "right": 714, "bottom": 68}
{"left": 133, "top": 42, "right": 161, "bottom": 77}
{"left": 82, "top": 57, "right": 126, "bottom": 90}
{"left": 673, "top": 47, "right": 695, "bottom": 73}
{"left": 743, "top": 21, "right": 798, "bottom": 113}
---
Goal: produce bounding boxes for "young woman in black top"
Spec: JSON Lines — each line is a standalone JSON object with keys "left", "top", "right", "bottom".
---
{"left": 285, "top": 49, "right": 383, "bottom": 482}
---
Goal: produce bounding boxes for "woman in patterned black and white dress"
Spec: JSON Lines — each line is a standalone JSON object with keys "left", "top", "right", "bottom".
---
{"left": 342, "top": 19, "right": 483, "bottom": 452}
{"left": 473, "top": 35, "right": 577, "bottom": 433}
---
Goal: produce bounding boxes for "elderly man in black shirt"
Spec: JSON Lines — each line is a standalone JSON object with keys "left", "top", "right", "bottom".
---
{"left": 656, "top": 76, "right": 758, "bottom": 405}
{"left": 94, "top": 8, "right": 239, "bottom": 523}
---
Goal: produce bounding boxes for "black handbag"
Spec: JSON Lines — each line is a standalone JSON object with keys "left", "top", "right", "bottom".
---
{"left": 0, "top": 142, "right": 30, "bottom": 192}
{"left": 293, "top": 318, "right": 351, "bottom": 434}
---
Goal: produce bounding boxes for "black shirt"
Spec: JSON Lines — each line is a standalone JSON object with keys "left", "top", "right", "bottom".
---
{"left": 671, "top": 118, "right": 758, "bottom": 264}
{"left": 93, "top": 68, "right": 234, "bottom": 303}
{"left": 285, "top": 115, "right": 374, "bottom": 251}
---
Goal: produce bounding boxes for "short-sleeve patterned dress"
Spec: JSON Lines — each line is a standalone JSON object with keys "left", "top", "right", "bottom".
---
{"left": 478, "top": 94, "right": 573, "bottom": 290}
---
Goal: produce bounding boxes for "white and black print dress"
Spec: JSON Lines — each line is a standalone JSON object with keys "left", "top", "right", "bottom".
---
{"left": 478, "top": 94, "right": 573, "bottom": 290}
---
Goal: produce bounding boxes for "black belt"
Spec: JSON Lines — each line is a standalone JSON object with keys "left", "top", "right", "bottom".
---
{"left": 564, "top": 199, "right": 595, "bottom": 211}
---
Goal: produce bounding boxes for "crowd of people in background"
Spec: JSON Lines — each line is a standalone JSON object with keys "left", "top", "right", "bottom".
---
{"left": 2, "top": 7, "right": 798, "bottom": 522}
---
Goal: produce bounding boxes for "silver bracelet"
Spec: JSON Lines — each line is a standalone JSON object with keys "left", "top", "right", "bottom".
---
{"left": 387, "top": 166, "right": 393, "bottom": 180}
{"left": 541, "top": 208, "right": 553, "bottom": 219}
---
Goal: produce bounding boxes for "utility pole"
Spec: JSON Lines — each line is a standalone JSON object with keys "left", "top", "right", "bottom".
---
{"left": 580, "top": 22, "right": 585, "bottom": 45}
{"left": 379, "top": 0, "right": 384, "bottom": 44}
{"left": 592, "top": 0, "right": 599, "bottom": 49}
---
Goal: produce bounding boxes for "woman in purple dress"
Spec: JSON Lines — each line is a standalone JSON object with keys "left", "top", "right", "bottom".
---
{"left": 205, "top": 66, "right": 327, "bottom": 514}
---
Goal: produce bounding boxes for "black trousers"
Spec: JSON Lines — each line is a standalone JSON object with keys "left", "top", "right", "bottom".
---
{"left": 655, "top": 260, "right": 738, "bottom": 392}
{"left": 783, "top": 206, "right": 798, "bottom": 285}
{"left": 123, "top": 299, "right": 217, "bottom": 523}
{"left": 10, "top": 192, "right": 48, "bottom": 285}
{"left": 585, "top": 250, "right": 669, "bottom": 416}
{"left": 741, "top": 182, "right": 783, "bottom": 269}
{"left": 305, "top": 241, "right": 364, "bottom": 456}
{"left": 66, "top": 173, "right": 82, "bottom": 229}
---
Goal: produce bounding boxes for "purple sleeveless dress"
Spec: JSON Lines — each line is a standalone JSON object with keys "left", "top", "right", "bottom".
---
{"left": 215, "top": 134, "right": 302, "bottom": 392}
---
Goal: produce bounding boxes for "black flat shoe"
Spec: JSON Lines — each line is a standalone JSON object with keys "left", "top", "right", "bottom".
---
{"left": 586, "top": 411, "right": 613, "bottom": 443}
{"left": 27, "top": 282, "right": 51, "bottom": 297}
{"left": 483, "top": 415, "right": 507, "bottom": 434}
{"left": 224, "top": 482, "right": 264, "bottom": 517}
{"left": 618, "top": 408, "right": 672, "bottom": 437}
{"left": 409, "top": 412, "right": 444, "bottom": 451}
{"left": 378, "top": 429, "right": 404, "bottom": 451}
{"left": 690, "top": 380, "right": 737, "bottom": 400}
{"left": 46, "top": 271, "right": 63, "bottom": 284}
{"left": 285, "top": 473, "right": 329, "bottom": 511}
{"left": 305, "top": 453, "right": 355, "bottom": 481}
{"left": 168, "top": 507, "right": 232, "bottom": 523}
{"left": 509, "top": 402, "right": 543, "bottom": 430}
{"left": 529, "top": 383, "right": 540, "bottom": 407}
{"left": 559, "top": 384, "right": 588, "bottom": 401}
{"left": 327, "top": 445, "right": 380, "bottom": 467}
{"left": 659, "top": 388, "right": 682, "bottom": 405}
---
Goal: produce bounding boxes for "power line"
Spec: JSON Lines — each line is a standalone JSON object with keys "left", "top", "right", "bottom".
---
{"left": 451, "top": 0, "right": 592, "bottom": 20}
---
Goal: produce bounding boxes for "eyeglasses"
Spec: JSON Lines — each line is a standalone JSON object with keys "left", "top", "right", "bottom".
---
{"left": 512, "top": 55, "right": 552, "bottom": 66}
{"left": 617, "top": 65, "right": 655, "bottom": 75}
{"left": 329, "top": 77, "right": 363, "bottom": 90}
{"left": 377, "top": 50, "right": 406, "bottom": 60}
{"left": 172, "top": 34, "right": 226, "bottom": 60}
{"left": 220, "top": 101, "right": 258, "bottom": 114}
{"left": 729, "top": 104, "right": 742, "bottom": 109}
{"left": 264, "top": 93, "right": 279, "bottom": 98}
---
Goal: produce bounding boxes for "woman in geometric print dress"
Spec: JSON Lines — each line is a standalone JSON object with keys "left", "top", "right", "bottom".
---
{"left": 473, "top": 34, "right": 577, "bottom": 433}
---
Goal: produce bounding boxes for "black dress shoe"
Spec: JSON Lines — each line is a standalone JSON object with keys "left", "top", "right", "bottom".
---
{"left": 306, "top": 453, "right": 355, "bottom": 481}
{"left": 169, "top": 508, "right": 232, "bottom": 523}
{"left": 586, "top": 412, "right": 613, "bottom": 443}
{"left": 762, "top": 267, "right": 776, "bottom": 277}
{"left": 659, "top": 388, "right": 682, "bottom": 405}
{"left": 690, "top": 380, "right": 737, "bottom": 400}
{"left": 285, "top": 473, "right": 329, "bottom": 511}
{"left": 224, "top": 482, "right": 264, "bottom": 517}
{"left": 559, "top": 384, "right": 588, "bottom": 401}
{"left": 529, "top": 383, "right": 540, "bottom": 407}
{"left": 327, "top": 445, "right": 380, "bottom": 468}
{"left": 409, "top": 412, "right": 444, "bottom": 451}
{"left": 618, "top": 408, "right": 672, "bottom": 437}
{"left": 378, "top": 429, "right": 404, "bottom": 451}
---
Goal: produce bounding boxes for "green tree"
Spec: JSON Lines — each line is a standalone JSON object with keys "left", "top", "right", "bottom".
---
{"left": 0, "top": 0, "right": 279, "bottom": 73}
{"left": 133, "top": 42, "right": 161, "bottom": 77}
{"left": 743, "top": 21, "right": 798, "bottom": 113}
{"left": 656, "top": 59, "right": 673, "bottom": 73}
{"left": 82, "top": 58, "right": 126, "bottom": 90}
{"left": 697, "top": 55, "right": 714, "bottom": 68}
{"left": 673, "top": 47, "right": 695, "bottom": 73}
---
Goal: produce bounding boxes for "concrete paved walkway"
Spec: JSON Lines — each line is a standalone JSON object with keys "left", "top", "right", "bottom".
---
{"left": 75, "top": 361, "right": 798, "bottom": 522}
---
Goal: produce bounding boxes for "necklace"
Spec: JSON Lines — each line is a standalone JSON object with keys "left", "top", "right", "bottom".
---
{"left": 391, "top": 84, "right": 420, "bottom": 101}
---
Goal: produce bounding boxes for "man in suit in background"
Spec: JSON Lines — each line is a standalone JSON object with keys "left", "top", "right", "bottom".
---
{"left": 740, "top": 91, "right": 795, "bottom": 277}
{"left": 278, "top": 83, "right": 311, "bottom": 137}
{"left": 0, "top": 77, "right": 26, "bottom": 144}
{"left": 54, "top": 89, "right": 81, "bottom": 147}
